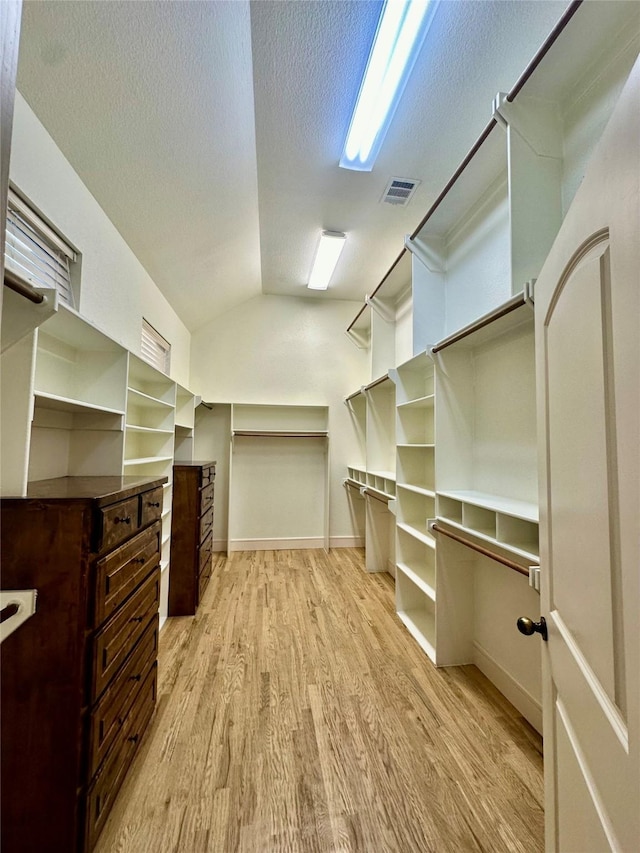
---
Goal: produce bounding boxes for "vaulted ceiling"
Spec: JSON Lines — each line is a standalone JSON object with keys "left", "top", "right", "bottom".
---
{"left": 16, "top": 0, "right": 569, "bottom": 331}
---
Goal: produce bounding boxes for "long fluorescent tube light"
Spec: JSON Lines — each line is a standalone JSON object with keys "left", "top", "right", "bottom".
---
{"left": 307, "top": 231, "right": 347, "bottom": 290}
{"left": 340, "top": 0, "right": 439, "bottom": 172}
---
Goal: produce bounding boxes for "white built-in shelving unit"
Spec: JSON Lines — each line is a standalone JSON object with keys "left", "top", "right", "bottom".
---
{"left": 227, "top": 403, "right": 330, "bottom": 552}
{"left": 0, "top": 303, "right": 199, "bottom": 626}
{"left": 344, "top": 372, "right": 397, "bottom": 575}
{"left": 343, "top": 1, "right": 640, "bottom": 731}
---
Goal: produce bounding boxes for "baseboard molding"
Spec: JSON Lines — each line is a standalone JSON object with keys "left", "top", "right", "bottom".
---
{"left": 228, "top": 536, "right": 326, "bottom": 552}
{"left": 473, "top": 641, "right": 543, "bottom": 734}
{"left": 387, "top": 559, "right": 396, "bottom": 578}
{"left": 330, "top": 535, "right": 365, "bottom": 548}
{"left": 159, "top": 614, "right": 167, "bottom": 631}
{"left": 213, "top": 539, "right": 227, "bottom": 553}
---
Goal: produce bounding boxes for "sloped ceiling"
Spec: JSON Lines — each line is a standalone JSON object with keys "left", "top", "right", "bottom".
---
{"left": 16, "top": 0, "right": 569, "bottom": 331}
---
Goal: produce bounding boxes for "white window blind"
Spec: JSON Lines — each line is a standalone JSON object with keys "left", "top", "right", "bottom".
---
{"left": 5, "top": 190, "right": 77, "bottom": 308}
{"left": 141, "top": 319, "right": 171, "bottom": 375}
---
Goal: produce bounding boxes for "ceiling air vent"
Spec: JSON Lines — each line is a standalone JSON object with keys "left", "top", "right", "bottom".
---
{"left": 381, "top": 177, "right": 420, "bottom": 206}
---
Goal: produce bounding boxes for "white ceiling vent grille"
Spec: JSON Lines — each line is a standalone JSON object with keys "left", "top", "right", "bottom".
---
{"left": 381, "top": 177, "right": 420, "bottom": 206}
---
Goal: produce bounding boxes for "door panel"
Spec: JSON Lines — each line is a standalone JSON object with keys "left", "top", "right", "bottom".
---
{"left": 535, "top": 56, "right": 639, "bottom": 852}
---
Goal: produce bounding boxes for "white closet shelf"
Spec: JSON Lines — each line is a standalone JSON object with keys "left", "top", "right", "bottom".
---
{"left": 435, "top": 516, "right": 539, "bottom": 563}
{"left": 123, "top": 456, "right": 173, "bottom": 467}
{"left": 437, "top": 490, "right": 538, "bottom": 522}
{"left": 397, "top": 443, "right": 435, "bottom": 450}
{"left": 367, "top": 469, "right": 395, "bottom": 480}
{"left": 396, "top": 609, "right": 435, "bottom": 663}
{"left": 396, "top": 562, "right": 436, "bottom": 601}
{"left": 160, "top": 559, "right": 170, "bottom": 573}
{"left": 33, "top": 392, "right": 125, "bottom": 417}
{"left": 161, "top": 507, "right": 171, "bottom": 519}
{"left": 397, "top": 394, "right": 435, "bottom": 410}
{"left": 125, "top": 424, "right": 173, "bottom": 435}
{"left": 397, "top": 483, "right": 435, "bottom": 498}
{"left": 397, "top": 521, "right": 436, "bottom": 549}
{"left": 174, "top": 421, "right": 194, "bottom": 431}
{"left": 126, "top": 387, "right": 174, "bottom": 409}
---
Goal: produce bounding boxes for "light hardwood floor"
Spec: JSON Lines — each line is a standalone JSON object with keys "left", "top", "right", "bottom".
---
{"left": 95, "top": 549, "right": 544, "bottom": 853}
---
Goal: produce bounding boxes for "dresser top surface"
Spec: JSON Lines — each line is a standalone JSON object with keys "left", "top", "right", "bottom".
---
{"left": 174, "top": 461, "right": 216, "bottom": 469}
{"left": 5, "top": 475, "right": 169, "bottom": 505}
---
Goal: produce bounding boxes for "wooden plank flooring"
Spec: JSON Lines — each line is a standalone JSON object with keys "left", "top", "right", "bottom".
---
{"left": 94, "top": 548, "right": 544, "bottom": 853}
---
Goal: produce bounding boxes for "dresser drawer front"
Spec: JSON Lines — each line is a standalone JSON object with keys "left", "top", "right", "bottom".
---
{"left": 88, "top": 616, "right": 159, "bottom": 777}
{"left": 94, "top": 523, "right": 161, "bottom": 626}
{"left": 201, "top": 481, "right": 214, "bottom": 512}
{"left": 140, "top": 486, "right": 163, "bottom": 527}
{"left": 199, "top": 531, "right": 213, "bottom": 575}
{"left": 98, "top": 497, "right": 140, "bottom": 551}
{"left": 199, "top": 506, "right": 213, "bottom": 544}
{"left": 92, "top": 568, "right": 160, "bottom": 702}
{"left": 201, "top": 465, "right": 215, "bottom": 486}
{"left": 85, "top": 663, "right": 157, "bottom": 851}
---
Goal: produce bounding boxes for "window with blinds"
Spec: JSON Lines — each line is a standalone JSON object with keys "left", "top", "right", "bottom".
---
{"left": 4, "top": 189, "right": 77, "bottom": 308}
{"left": 141, "top": 319, "right": 171, "bottom": 375}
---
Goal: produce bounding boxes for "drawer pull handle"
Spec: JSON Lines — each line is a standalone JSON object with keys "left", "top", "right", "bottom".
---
{"left": 115, "top": 516, "right": 131, "bottom": 525}
{"left": 133, "top": 557, "right": 146, "bottom": 565}
{"left": 130, "top": 616, "right": 144, "bottom": 623}
{"left": 129, "top": 674, "right": 142, "bottom": 682}
{"left": 147, "top": 501, "right": 161, "bottom": 508}
{"left": 127, "top": 734, "right": 139, "bottom": 743}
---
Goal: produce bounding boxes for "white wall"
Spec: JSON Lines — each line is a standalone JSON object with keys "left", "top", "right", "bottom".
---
{"left": 190, "top": 294, "right": 369, "bottom": 543}
{"left": 9, "top": 93, "right": 191, "bottom": 386}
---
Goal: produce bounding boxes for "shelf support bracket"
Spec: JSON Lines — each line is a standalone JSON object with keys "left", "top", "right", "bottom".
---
{"left": 404, "top": 234, "right": 444, "bottom": 273}
{"left": 345, "top": 328, "right": 369, "bottom": 350}
{"left": 365, "top": 294, "right": 395, "bottom": 324}
{"left": 492, "top": 91, "right": 563, "bottom": 159}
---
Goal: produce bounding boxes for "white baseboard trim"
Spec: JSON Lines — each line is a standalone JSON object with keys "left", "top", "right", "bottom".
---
{"left": 387, "top": 559, "right": 396, "bottom": 578}
{"left": 213, "top": 539, "right": 227, "bottom": 553}
{"left": 159, "top": 614, "right": 167, "bottom": 631}
{"left": 330, "top": 536, "right": 365, "bottom": 548}
{"left": 473, "top": 641, "right": 543, "bottom": 734}
{"left": 229, "top": 537, "right": 326, "bottom": 552}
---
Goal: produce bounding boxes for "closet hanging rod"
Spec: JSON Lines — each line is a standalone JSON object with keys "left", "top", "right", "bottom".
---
{"left": 431, "top": 523, "right": 533, "bottom": 577}
{"left": 363, "top": 374, "right": 390, "bottom": 392}
{"left": 3, "top": 270, "right": 45, "bottom": 304}
{"left": 430, "top": 292, "right": 526, "bottom": 354}
{"left": 346, "top": 0, "right": 583, "bottom": 333}
{"left": 362, "top": 487, "right": 391, "bottom": 504}
{"left": 506, "top": 0, "right": 583, "bottom": 103}
{"left": 345, "top": 389, "right": 363, "bottom": 403}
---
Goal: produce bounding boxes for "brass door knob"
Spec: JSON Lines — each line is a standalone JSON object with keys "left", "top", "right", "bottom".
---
{"left": 517, "top": 616, "right": 548, "bottom": 642}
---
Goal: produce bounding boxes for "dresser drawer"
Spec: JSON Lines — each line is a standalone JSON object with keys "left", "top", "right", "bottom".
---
{"left": 201, "top": 465, "right": 215, "bottom": 486}
{"left": 199, "top": 531, "right": 213, "bottom": 576}
{"left": 201, "top": 481, "right": 214, "bottom": 512}
{"left": 94, "top": 523, "right": 161, "bottom": 626}
{"left": 85, "top": 663, "right": 157, "bottom": 851}
{"left": 87, "top": 616, "right": 158, "bottom": 778}
{"left": 199, "top": 506, "right": 213, "bottom": 544}
{"left": 97, "top": 496, "right": 140, "bottom": 552}
{"left": 91, "top": 567, "right": 160, "bottom": 703}
{"left": 140, "top": 486, "right": 163, "bottom": 527}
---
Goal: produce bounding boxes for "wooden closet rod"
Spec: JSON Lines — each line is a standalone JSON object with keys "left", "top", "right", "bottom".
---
{"left": 431, "top": 523, "right": 533, "bottom": 577}
{"left": 233, "top": 430, "right": 327, "bottom": 438}
{"left": 362, "top": 487, "right": 391, "bottom": 504}
{"left": 430, "top": 293, "right": 526, "bottom": 354}
{"left": 364, "top": 374, "right": 390, "bottom": 392}
{"left": 345, "top": 389, "right": 363, "bottom": 403}
{"left": 4, "top": 270, "right": 45, "bottom": 304}
{"left": 506, "top": 0, "right": 583, "bottom": 102}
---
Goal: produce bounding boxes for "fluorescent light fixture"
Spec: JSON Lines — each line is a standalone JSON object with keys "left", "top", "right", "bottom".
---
{"left": 340, "top": 0, "right": 438, "bottom": 172}
{"left": 307, "top": 231, "right": 347, "bottom": 290}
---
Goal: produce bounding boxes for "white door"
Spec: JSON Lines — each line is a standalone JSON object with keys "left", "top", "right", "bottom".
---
{"left": 534, "top": 57, "right": 640, "bottom": 852}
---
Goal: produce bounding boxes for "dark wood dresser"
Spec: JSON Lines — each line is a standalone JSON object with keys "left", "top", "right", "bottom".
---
{"left": 168, "top": 461, "right": 215, "bottom": 615}
{"left": 0, "top": 475, "right": 167, "bottom": 853}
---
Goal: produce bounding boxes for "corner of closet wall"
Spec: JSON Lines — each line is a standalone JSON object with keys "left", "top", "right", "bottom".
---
{"left": 189, "top": 294, "right": 369, "bottom": 552}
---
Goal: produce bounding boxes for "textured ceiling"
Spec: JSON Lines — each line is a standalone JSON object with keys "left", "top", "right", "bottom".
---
{"left": 16, "top": 0, "right": 569, "bottom": 331}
